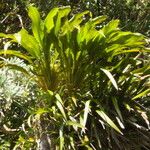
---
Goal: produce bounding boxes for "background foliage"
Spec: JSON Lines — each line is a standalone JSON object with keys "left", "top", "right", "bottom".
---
{"left": 0, "top": 57, "right": 38, "bottom": 149}
{"left": 0, "top": 0, "right": 149, "bottom": 36}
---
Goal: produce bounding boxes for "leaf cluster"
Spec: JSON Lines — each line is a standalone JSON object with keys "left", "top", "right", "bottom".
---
{"left": 0, "top": 6, "right": 150, "bottom": 149}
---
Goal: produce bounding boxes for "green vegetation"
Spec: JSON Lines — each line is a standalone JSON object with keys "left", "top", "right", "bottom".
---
{"left": 0, "top": 1, "right": 150, "bottom": 150}
{"left": 0, "top": 0, "right": 149, "bottom": 36}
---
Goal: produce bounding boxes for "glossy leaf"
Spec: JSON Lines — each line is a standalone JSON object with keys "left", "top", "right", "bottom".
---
{"left": 28, "top": 6, "right": 43, "bottom": 46}
{"left": 96, "top": 110, "right": 123, "bottom": 134}
{"left": 55, "top": 6, "right": 71, "bottom": 35}
{"left": 14, "top": 29, "right": 41, "bottom": 58}
{"left": 101, "top": 68, "right": 118, "bottom": 90}
{"left": 55, "top": 94, "right": 67, "bottom": 120}
{"left": 81, "top": 100, "right": 91, "bottom": 133}
{"left": 44, "top": 8, "right": 59, "bottom": 33}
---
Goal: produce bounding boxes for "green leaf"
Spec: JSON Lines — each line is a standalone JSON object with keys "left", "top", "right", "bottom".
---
{"left": 0, "top": 33, "right": 15, "bottom": 39}
{"left": 79, "top": 15, "right": 107, "bottom": 38}
{"left": 101, "top": 68, "right": 118, "bottom": 90}
{"left": 0, "top": 50, "right": 33, "bottom": 63}
{"left": 112, "top": 98, "right": 123, "bottom": 123}
{"left": 44, "top": 8, "right": 59, "bottom": 33}
{"left": 4, "top": 64, "right": 29, "bottom": 75}
{"left": 89, "top": 15, "right": 107, "bottom": 27}
{"left": 66, "top": 121, "right": 85, "bottom": 129}
{"left": 96, "top": 110, "right": 123, "bottom": 134}
{"left": 18, "top": 136, "right": 26, "bottom": 143}
{"left": 59, "top": 125, "right": 64, "bottom": 150}
{"left": 81, "top": 100, "right": 91, "bottom": 132}
{"left": 14, "top": 29, "right": 41, "bottom": 58}
{"left": 132, "top": 64, "right": 150, "bottom": 74}
{"left": 132, "top": 89, "right": 150, "bottom": 100}
{"left": 144, "top": 47, "right": 150, "bottom": 53}
{"left": 107, "top": 31, "right": 132, "bottom": 43}
{"left": 93, "top": 125, "right": 102, "bottom": 148}
{"left": 114, "top": 49, "right": 140, "bottom": 55}
{"left": 48, "top": 90, "right": 54, "bottom": 96}
{"left": 55, "top": 6, "right": 71, "bottom": 35}
{"left": 102, "top": 20, "right": 120, "bottom": 35}
{"left": 55, "top": 94, "right": 67, "bottom": 120}
{"left": 108, "top": 31, "right": 145, "bottom": 47}
{"left": 69, "top": 137, "right": 76, "bottom": 150}
{"left": 35, "top": 108, "right": 48, "bottom": 115}
{"left": 28, "top": 6, "right": 43, "bottom": 46}
{"left": 85, "top": 16, "right": 107, "bottom": 31}
{"left": 77, "top": 16, "right": 106, "bottom": 45}
{"left": 124, "top": 103, "right": 132, "bottom": 111}
{"left": 68, "top": 10, "right": 90, "bottom": 31}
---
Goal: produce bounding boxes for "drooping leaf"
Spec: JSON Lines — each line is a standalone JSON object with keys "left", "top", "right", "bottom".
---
{"left": 55, "top": 6, "right": 71, "bottom": 35}
{"left": 0, "top": 33, "right": 15, "bottom": 39}
{"left": 108, "top": 31, "right": 145, "bottom": 48}
{"left": 101, "top": 68, "right": 118, "bottom": 90}
{"left": 64, "top": 10, "right": 90, "bottom": 33}
{"left": 0, "top": 50, "right": 33, "bottom": 63}
{"left": 96, "top": 110, "right": 123, "bottom": 134}
{"left": 114, "top": 49, "right": 140, "bottom": 56}
{"left": 4, "top": 64, "right": 29, "bottom": 75}
{"left": 14, "top": 29, "right": 41, "bottom": 58}
{"left": 44, "top": 8, "right": 59, "bottom": 33}
{"left": 90, "top": 16, "right": 107, "bottom": 27}
{"left": 102, "top": 20, "right": 120, "bottom": 35}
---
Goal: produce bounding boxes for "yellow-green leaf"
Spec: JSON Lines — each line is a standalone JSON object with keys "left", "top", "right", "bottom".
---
{"left": 132, "top": 89, "right": 150, "bottom": 100}
{"left": 44, "top": 8, "right": 59, "bottom": 33}
{"left": 0, "top": 50, "right": 33, "bottom": 63}
{"left": 66, "top": 121, "right": 85, "bottom": 129}
{"left": 14, "top": 29, "right": 41, "bottom": 58}
{"left": 28, "top": 6, "right": 43, "bottom": 46}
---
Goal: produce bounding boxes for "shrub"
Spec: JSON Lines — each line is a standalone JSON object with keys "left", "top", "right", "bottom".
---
{"left": 0, "top": 6, "right": 150, "bottom": 149}
{"left": 0, "top": 57, "right": 38, "bottom": 149}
